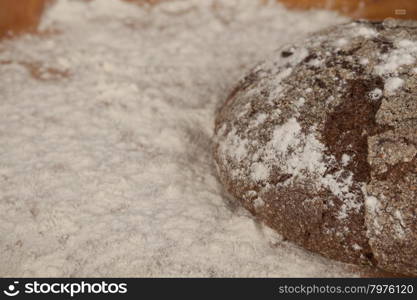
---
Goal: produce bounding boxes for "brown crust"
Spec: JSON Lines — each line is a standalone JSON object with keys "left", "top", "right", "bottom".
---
{"left": 213, "top": 21, "right": 417, "bottom": 276}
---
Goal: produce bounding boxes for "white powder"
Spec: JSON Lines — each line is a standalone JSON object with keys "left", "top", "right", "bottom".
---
{"left": 321, "top": 171, "right": 362, "bottom": 220}
{"left": 262, "top": 46, "right": 310, "bottom": 105}
{"left": 0, "top": 0, "right": 355, "bottom": 277}
{"left": 334, "top": 38, "right": 348, "bottom": 47}
{"left": 362, "top": 186, "right": 382, "bottom": 232}
{"left": 250, "top": 113, "right": 268, "bottom": 128}
{"left": 384, "top": 77, "right": 404, "bottom": 95}
{"left": 394, "top": 210, "right": 406, "bottom": 239}
{"left": 355, "top": 26, "right": 378, "bottom": 38}
{"left": 256, "top": 116, "right": 362, "bottom": 221}
{"left": 365, "top": 195, "right": 379, "bottom": 213}
{"left": 221, "top": 128, "right": 249, "bottom": 163}
{"left": 251, "top": 162, "right": 269, "bottom": 182}
{"left": 271, "top": 118, "right": 301, "bottom": 153}
{"left": 267, "top": 118, "right": 319, "bottom": 178}
{"left": 285, "top": 132, "right": 328, "bottom": 179}
{"left": 253, "top": 197, "right": 265, "bottom": 209}
{"left": 341, "top": 154, "right": 351, "bottom": 166}
{"left": 326, "top": 95, "right": 335, "bottom": 103}
{"left": 395, "top": 210, "right": 406, "bottom": 227}
{"left": 296, "top": 97, "right": 306, "bottom": 108}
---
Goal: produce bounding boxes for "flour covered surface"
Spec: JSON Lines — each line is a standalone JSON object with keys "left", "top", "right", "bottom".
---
{"left": 214, "top": 20, "right": 417, "bottom": 276}
{"left": 0, "top": 0, "right": 364, "bottom": 277}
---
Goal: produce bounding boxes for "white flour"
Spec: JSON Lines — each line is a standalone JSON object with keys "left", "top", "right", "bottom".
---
{"left": 0, "top": 0, "right": 357, "bottom": 276}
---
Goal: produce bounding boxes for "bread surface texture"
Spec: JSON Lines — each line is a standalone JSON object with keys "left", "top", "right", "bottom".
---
{"left": 213, "top": 20, "right": 417, "bottom": 276}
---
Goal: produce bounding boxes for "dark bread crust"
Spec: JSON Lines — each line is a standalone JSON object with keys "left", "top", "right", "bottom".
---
{"left": 213, "top": 21, "right": 417, "bottom": 275}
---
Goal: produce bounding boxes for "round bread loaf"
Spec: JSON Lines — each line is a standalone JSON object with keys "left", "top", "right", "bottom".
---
{"left": 213, "top": 20, "right": 417, "bottom": 276}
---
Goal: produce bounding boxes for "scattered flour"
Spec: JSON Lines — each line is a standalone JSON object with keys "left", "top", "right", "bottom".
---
{"left": 251, "top": 162, "right": 269, "bottom": 182}
{"left": 394, "top": 210, "right": 406, "bottom": 239}
{"left": 221, "top": 128, "right": 249, "bottom": 162}
{"left": 239, "top": 114, "right": 362, "bottom": 221}
{"left": 295, "top": 97, "right": 306, "bottom": 108}
{"left": 253, "top": 197, "right": 265, "bottom": 209}
{"left": 369, "top": 88, "right": 383, "bottom": 100}
{"left": 0, "top": 0, "right": 356, "bottom": 277}
{"left": 271, "top": 118, "right": 301, "bottom": 154}
{"left": 341, "top": 154, "right": 351, "bottom": 166}
{"left": 250, "top": 113, "right": 268, "bottom": 127}
{"left": 334, "top": 38, "right": 348, "bottom": 47}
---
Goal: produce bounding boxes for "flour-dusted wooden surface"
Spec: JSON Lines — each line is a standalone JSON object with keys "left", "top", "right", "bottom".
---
{"left": 0, "top": 0, "right": 395, "bottom": 277}
{"left": 1, "top": 0, "right": 417, "bottom": 38}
